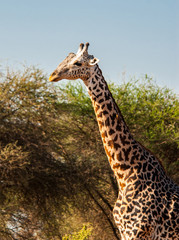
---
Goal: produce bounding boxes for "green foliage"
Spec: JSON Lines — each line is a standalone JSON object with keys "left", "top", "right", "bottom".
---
{"left": 109, "top": 75, "right": 178, "bottom": 179}
{"left": 0, "top": 67, "right": 178, "bottom": 240}
{"left": 59, "top": 77, "right": 179, "bottom": 181}
{"left": 62, "top": 224, "right": 92, "bottom": 240}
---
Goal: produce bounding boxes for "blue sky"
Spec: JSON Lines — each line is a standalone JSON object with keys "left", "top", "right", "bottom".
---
{"left": 0, "top": 0, "right": 179, "bottom": 92}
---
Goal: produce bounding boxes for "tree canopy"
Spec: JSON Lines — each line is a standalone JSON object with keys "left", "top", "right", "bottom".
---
{"left": 0, "top": 67, "right": 178, "bottom": 239}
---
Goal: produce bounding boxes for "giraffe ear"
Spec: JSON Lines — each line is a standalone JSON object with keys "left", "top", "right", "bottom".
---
{"left": 89, "top": 57, "right": 99, "bottom": 66}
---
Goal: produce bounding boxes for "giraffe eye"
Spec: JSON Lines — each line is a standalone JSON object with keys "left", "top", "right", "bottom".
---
{"left": 74, "top": 61, "right": 82, "bottom": 66}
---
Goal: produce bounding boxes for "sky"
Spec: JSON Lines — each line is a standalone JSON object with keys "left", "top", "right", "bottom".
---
{"left": 0, "top": 0, "right": 179, "bottom": 92}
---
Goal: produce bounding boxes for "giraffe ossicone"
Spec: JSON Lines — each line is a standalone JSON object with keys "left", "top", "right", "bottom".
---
{"left": 50, "top": 42, "right": 179, "bottom": 240}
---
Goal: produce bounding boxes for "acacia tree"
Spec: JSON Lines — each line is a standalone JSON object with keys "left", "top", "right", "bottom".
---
{"left": 0, "top": 67, "right": 119, "bottom": 239}
{"left": 0, "top": 67, "right": 178, "bottom": 239}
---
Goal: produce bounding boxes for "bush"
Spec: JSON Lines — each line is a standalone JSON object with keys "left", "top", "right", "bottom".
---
{"left": 62, "top": 224, "right": 92, "bottom": 240}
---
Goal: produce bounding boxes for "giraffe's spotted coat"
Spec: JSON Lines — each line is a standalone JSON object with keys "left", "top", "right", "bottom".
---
{"left": 50, "top": 43, "right": 179, "bottom": 240}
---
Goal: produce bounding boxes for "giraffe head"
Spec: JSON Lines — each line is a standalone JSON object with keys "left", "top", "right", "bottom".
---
{"left": 49, "top": 42, "right": 99, "bottom": 82}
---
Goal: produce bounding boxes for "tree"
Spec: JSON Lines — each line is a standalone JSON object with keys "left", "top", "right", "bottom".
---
{"left": 0, "top": 67, "right": 178, "bottom": 239}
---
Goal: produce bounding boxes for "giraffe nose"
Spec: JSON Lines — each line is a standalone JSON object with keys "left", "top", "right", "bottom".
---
{"left": 49, "top": 71, "right": 57, "bottom": 82}
{"left": 49, "top": 75, "right": 54, "bottom": 82}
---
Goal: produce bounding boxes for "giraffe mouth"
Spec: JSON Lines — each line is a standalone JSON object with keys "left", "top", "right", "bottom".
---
{"left": 49, "top": 75, "right": 62, "bottom": 82}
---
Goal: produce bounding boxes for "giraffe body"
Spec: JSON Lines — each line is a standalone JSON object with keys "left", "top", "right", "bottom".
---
{"left": 50, "top": 43, "right": 179, "bottom": 239}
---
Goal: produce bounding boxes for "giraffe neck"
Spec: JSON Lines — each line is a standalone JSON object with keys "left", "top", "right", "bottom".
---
{"left": 84, "top": 65, "right": 141, "bottom": 190}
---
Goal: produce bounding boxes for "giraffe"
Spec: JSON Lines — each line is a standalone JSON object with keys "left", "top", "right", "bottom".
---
{"left": 49, "top": 43, "right": 179, "bottom": 240}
